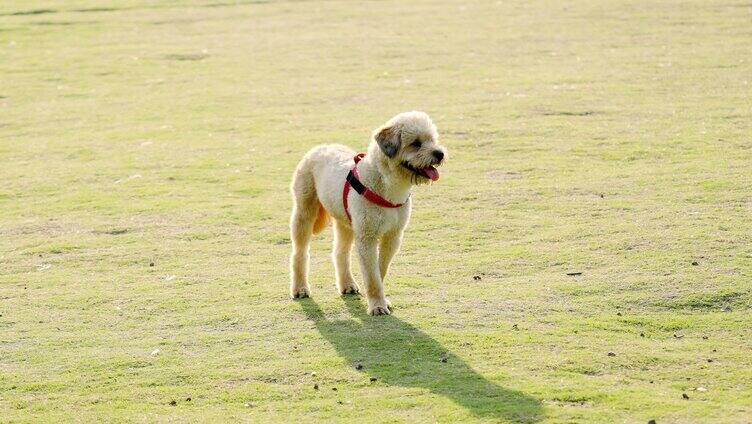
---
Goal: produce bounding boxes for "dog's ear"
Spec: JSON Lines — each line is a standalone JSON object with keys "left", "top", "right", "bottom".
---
{"left": 375, "top": 125, "right": 401, "bottom": 158}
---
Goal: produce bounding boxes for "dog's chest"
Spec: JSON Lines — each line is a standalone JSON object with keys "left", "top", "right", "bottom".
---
{"left": 361, "top": 199, "right": 411, "bottom": 235}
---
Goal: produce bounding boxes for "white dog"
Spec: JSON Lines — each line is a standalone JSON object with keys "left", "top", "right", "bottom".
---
{"left": 289, "top": 111, "right": 446, "bottom": 315}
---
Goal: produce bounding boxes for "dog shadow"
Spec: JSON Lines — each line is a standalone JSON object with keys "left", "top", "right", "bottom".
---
{"left": 298, "top": 297, "right": 543, "bottom": 422}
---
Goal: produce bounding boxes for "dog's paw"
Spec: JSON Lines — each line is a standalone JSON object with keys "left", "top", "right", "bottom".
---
{"left": 290, "top": 285, "right": 310, "bottom": 299}
{"left": 368, "top": 298, "right": 392, "bottom": 316}
{"left": 338, "top": 282, "right": 360, "bottom": 296}
{"left": 369, "top": 305, "right": 390, "bottom": 315}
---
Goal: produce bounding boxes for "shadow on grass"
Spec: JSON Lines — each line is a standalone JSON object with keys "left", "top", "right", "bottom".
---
{"left": 298, "top": 297, "right": 543, "bottom": 423}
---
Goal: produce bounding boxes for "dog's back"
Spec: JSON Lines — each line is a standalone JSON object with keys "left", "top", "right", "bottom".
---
{"left": 291, "top": 145, "right": 355, "bottom": 229}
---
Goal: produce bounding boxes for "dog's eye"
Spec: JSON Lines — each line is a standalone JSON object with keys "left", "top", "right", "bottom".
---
{"left": 410, "top": 141, "right": 422, "bottom": 148}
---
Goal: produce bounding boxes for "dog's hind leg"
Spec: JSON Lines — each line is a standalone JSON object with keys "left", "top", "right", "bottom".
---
{"left": 289, "top": 169, "right": 319, "bottom": 298}
{"left": 333, "top": 220, "right": 359, "bottom": 295}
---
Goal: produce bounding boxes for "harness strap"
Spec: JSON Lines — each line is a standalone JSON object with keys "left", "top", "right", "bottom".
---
{"left": 342, "top": 153, "right": 404, "bottom": 222}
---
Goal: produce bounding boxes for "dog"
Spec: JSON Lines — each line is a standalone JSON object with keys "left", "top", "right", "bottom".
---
{"left": 289, "top": 111, "right": 446, "bottom": 315}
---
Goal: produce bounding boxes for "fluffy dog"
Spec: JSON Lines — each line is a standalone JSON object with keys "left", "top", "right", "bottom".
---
{"left": 289, "top": 111, "right": 446, "bottom": 315}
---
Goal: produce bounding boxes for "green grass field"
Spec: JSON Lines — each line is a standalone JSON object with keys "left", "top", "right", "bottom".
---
{"left": 2, "top": 0, "right": 751, "bottom": 422}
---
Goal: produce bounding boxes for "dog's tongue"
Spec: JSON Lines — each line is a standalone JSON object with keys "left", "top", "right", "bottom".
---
{"left": 422, "top": 166, "right": 440, "bottom": 181}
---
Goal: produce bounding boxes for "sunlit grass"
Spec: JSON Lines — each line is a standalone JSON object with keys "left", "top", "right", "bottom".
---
{"left": 1, "top": 0, "right": 750, "bottom": 422}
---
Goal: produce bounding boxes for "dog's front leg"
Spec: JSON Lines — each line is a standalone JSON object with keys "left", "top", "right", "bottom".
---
{"left": 379, "top": 230, "right": 403, "bottom": 281}
{"left": 333, "top": 220, "right": 359, "bottom": 295}
{"left": 356, "top": 238, "right": 391, "bottom": 315}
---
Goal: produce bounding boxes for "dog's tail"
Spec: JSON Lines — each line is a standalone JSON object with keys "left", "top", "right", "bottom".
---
{"left": 312, "top": 201, "right": 330, "bottom": 235}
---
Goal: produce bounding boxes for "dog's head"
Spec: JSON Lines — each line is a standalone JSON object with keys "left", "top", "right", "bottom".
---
{"left": 371, "top": 111, "right": 447, "bottom": 184}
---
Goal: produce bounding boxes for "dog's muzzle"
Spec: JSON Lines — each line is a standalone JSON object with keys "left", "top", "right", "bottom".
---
{"left": 401, "top": 161, "right": 440, "bottom": 181}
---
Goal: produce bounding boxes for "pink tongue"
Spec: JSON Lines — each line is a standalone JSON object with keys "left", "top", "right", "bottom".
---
{"left": 423, "top": 166, "right": 440, "bottom": 181}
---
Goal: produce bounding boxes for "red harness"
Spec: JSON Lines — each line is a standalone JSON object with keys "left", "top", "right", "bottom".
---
{"left": 343, "top": 153, "right": 405, "bottom": 222}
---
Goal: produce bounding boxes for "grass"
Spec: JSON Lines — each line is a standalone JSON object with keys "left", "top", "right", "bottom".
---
{"left": 1, "top": 0, "right": 751, "bottom": 422}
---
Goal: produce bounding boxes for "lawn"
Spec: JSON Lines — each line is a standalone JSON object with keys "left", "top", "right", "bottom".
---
{"left": 1, "top": 0, "right": 751, "bottom": 422}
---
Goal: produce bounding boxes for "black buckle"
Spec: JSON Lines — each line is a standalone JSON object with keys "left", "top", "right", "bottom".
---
{"left": 346, "top": 170, "right": 366, "bottom": 195}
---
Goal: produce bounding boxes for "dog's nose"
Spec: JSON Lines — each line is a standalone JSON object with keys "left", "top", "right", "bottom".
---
{"left": 432, "top": 150, "right": 444, "bottom": 162}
